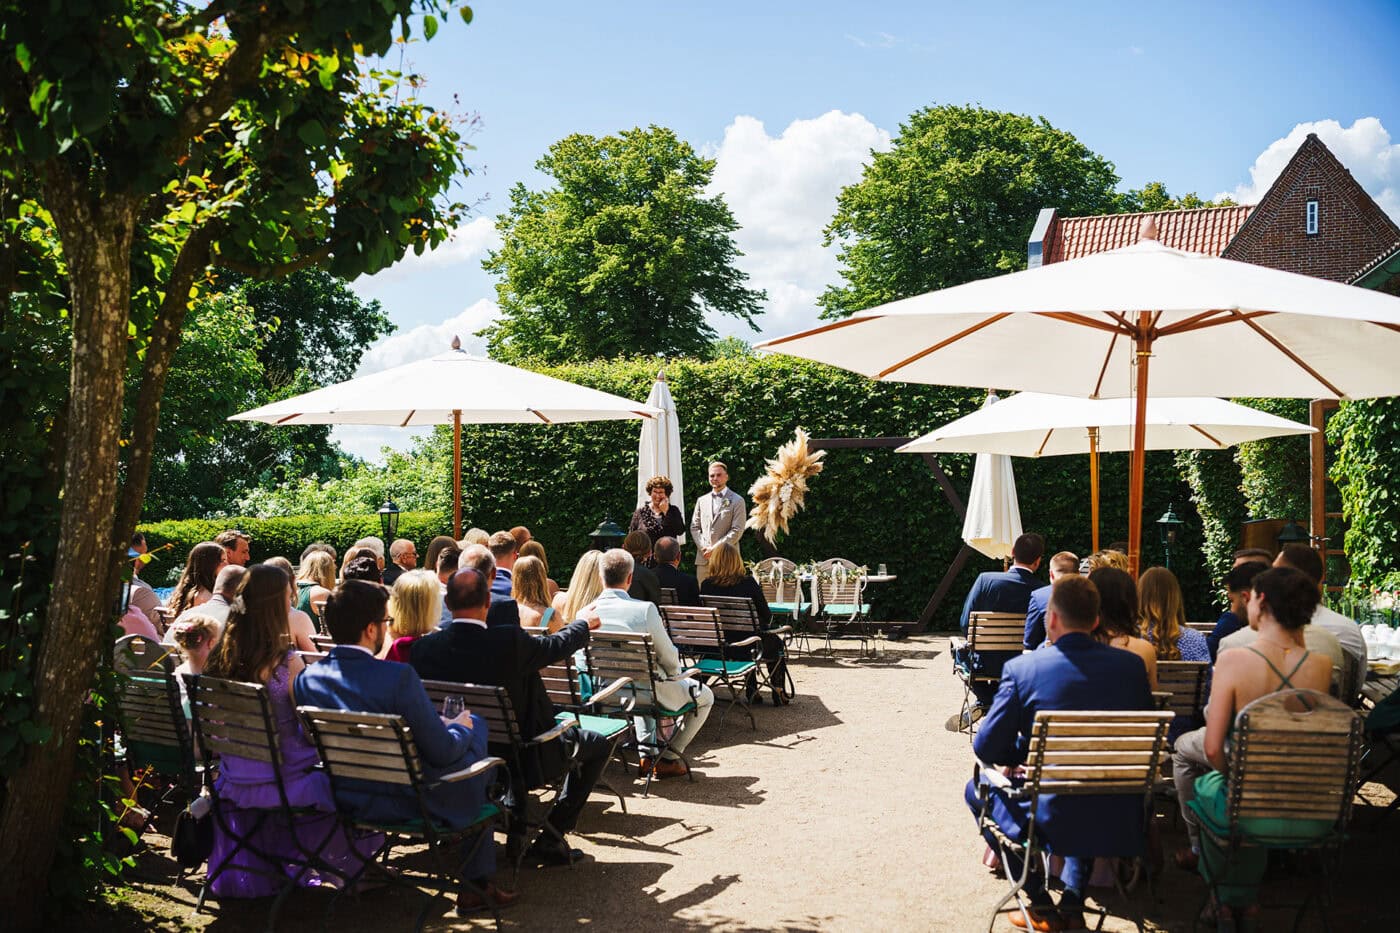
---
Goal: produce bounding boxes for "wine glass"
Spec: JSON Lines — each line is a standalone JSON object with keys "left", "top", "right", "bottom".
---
{"left": 441, "top": 695, "right": 465, "bottom": 719}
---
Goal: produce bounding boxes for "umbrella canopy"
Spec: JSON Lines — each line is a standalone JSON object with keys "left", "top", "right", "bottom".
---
{"left": 232, "top": 342, "right": 657, "bottom": 536}
{"left": 636, "top": 371, "right": 686, "bottom": 541}
{"left": 959, "top": 395, "right": 1023, "bottom": 560}
{"left": 758, "top": 225, "right": 1400, "bottom": 571}
{"left": 898, "top": 392, "right": 1315, "bottom": 551}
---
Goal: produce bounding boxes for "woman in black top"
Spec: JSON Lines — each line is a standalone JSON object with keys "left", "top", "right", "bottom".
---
{"left": 629, "top": 475, "right": 686, "bottom": 559}
{"left": 699, "top": 542, "right": 791, "bottom": 705}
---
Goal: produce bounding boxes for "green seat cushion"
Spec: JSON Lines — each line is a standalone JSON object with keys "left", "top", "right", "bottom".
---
{"left": 823, "top": 604, "right": 869, "bottom": 617}
{"left": 695, "top": 658, "right": 758, "bottom": 677}
{"left": 769, "top": 602, "right": 805, "bottom": 614}
{"left": 555, "top": 711, "right": 629, "bottom": 739}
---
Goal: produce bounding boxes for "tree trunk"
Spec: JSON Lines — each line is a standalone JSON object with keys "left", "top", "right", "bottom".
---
{"left": 0, "top": 180, "right": 137, "bottom": 929}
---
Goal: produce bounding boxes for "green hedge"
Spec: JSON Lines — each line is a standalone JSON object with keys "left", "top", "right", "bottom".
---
{"left": 137, "top": 512, "right": 444, "bottom": 586}
{"left": 1330, "top": 397, "right": 1400, "bottom": 588}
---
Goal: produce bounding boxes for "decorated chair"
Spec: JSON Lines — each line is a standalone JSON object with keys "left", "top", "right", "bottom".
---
{"left": 752, "top": 557, "right": 809, "bottom": 648}
{"left": 814, "top": 558, "right": 875, "bottom": 656}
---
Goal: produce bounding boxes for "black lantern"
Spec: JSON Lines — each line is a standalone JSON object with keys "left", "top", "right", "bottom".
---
{"left": 588, "top": 517, "right": 626, "bottom": 552}
{"left": 377, "top": 498, "right": 401, "bottom": 541}
{"left": 1277, "top": 520, "right": 1310, "bottom": 548}
{"left": 1156, "top": 504, "right": 1184, "bottom": 570}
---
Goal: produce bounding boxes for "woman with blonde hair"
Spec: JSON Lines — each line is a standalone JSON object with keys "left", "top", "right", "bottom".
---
{"left": 382, "top": 570, "right": 441, "bottom": 662}
{"left": 699, "top": 541, "right": 791, "bottom": 705}
{"left": 459, "top": 527, "right": 490, "bottom": 548}
{"left": 294, "top": 549, "right": 335, "bottom": 631}
{"left": 552, "top": 550, "right": 604, "bottom": 634}
{"left": 168, "top": 541, "right": 227, "bottom": 617}
{"left": 519, "top": 539, "right": 559, "bottom": 599}
{"left": 1085, "top": 549, "right": 1131, "bottom": 573}
{"left": 1138, "top": 566, "right": 1209, "bottom": 662}
{"left": 512, "top": 556, "right": 555, "bottom": 630}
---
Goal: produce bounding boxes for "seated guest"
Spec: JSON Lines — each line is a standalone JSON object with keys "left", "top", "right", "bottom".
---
{"left": 591, "top": 549, "right": 715, "bottom": 779}
{"left": 202, "top": 566, "right": 376, "bottom": 898}
{"left": 294, "top": 550, "right": 335, "bottom": 631}
{"left": 382, "top": 538, "right": 417, "bottom": 587}
{"left": 510, "top": 526, "right": 532, "bottom": 550}
{"left": 460, "top": 527, "right": 490, "bottom": 548}
{"left": 1088, "top": 567, "right": 1158, "bottom": 690}
{"left": 351, "top": 536, "right": 386, "bottom": 571}
{"left": 434, "top": 543, "right": 463, "bottom": 625}
{"left": 511, "top": 556, "right": 555, "bottom": 630}
{"left": 171, "top": 615, "right": 220, "bottom": 715}
{"left": 1138, "top": 567, "right": 1210, "bottom": 662}
{"left": 487, "top": 531, "right": 519, "bottom": 602}
{"left": 1023, "top": 551, "right": 1079, "bottom": 649}
{"left": 1206, "top": 562, "right": 1269, "bottom": 661}
{"left": 1274, "top": 544, "right": 1365, "bottom": 699}
{"left": 452, "top": 545, "right": 520, "bottom": 629}
{"left": 519, "top": 540, "right": 559, "bottom": 600}
{"left": 294, "top": 580, "right": 511, "bottom": 912}
{"left": 1232, "top": 547, "right": 1274, "bottom": 568}
{"left": 170, "top": 565, "right": 246, "bottom": 641}
{"left": 1217, "top": 582, "right": 1345, "bottom": 695}
{"left": 699, "top": 541, "right": 791, "bottom": 705}
{"left": 967, "top": 576, "right": 1154, "bottom": 931}
{"left": 957, "top": 532, "right": 1045, "bottom": 717}
{"left": 1085, "top": 549, "right": 1130, "bottom": 573}
{"left": 126, "top": 533, "right": 163, "bottom": 622}
{"left": 411, "top": 570, "right": 608, "bottom": 866}
{"left": 1172, "top": 567, "right": 1333, "bottom": 924}
{"left": 343, "top": 555, "right": 383, "bottom": 585}
{"left": 382, "top": 570, "right": 441, "bottom": 662}
{"left": 215, "top": 529, "right": 252, "bottom": 567}
{"left": 622, "top": 531, "right": 663, "bottom": 604}
{"left": 263, "top": 557, "right": 317, "bottom": 652}
{"left": 423, "top": 535, "right": 458, "bottom": 583}
{"left": 653, "top": 536, "right": 701, "bottom": 606}
{"left": 551, "top": 551, "right": 604, "bottom": 635}
{"left": 120, "top": 603, "right": 162, "bottom": 641}
{"left": 629, "top": 475, "right": 686, "bottom": 553}
{"left": 168, "top": 541, "right": 227, "bottom": 618}
{"left": 340, "top": 547, "right": 380, "bottom": 583}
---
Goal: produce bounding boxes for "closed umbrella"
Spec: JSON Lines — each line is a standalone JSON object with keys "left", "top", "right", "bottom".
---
{"left": 898, "top": 392, "right": 1316, "bottom": 551}
{"left": 758, "top": 221, "right": 1400, "bottom": 572}
{"left": 232, "top": 339, "right": 657, "bottom": 536}
{"left": 960, "top": 394, "right": 1023, "bottom": 559}
{"left": 635, "top": 369, "right": 686, "bottom": 542}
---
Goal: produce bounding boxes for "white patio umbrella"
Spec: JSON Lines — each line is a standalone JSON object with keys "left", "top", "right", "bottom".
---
{"left": 635, "top": 369, "right": 686, "bottom": 542}
{"left": 959, "top": 394, "right": 1023, "bottom": 560}
{"left": 232, "top": 339, "right": 658, "bottom": 536}
{"left": 898, "top": 392, "right": 1316, "bottom": 551}
{"left": 758, "top": 221, "right": 1400, "bottom": 572}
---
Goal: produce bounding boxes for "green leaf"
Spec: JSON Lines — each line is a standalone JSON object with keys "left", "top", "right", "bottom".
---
{"left": 423, "top": 14, "right": 438, "bottom": 40}
{"left": 15, "top": 42, "right": 32, "bottom": 73}
{"left": 460, "top": 6, "right": 474, "bottom": 24}
{"left": 297, "top": 119, "right": 327, "bottom": 147}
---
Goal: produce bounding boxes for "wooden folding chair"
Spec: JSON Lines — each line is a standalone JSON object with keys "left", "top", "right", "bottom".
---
{"left": 540, "top": 654, "right": 632, "bottom": 812}
{"left": 116, "top": 671, "right": 200, "bottom": 808}
{"left": 974, "top": 710, "right": 1174, "bottom": 933}
{"left": 952, "top": 612, "right": 1026, "bottom": 739}
{"left": 753, "top": 557, "right": 808, "bottom": 648}
{"left": 1155, "top": 660, "right": 1210, "bottom": 745}
{"left": 814, "top": 558, "right": 875, "bottom": 656}
{"left": 662, "top": 604, "right": 758, "bottom": 729}
{"left": 297, "top": 707, "right": 508, "bottom": 932}
{"left": 699, "top": 593, "right": 795, "bottom": 702}
{"left": 114, "top": 633, "right": 176, "bottom": 675}
{"left": 657, "top": 587, "right": 678, "bottom": 607}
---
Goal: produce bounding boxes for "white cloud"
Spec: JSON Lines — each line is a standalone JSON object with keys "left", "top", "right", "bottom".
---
{"left": 356, "top": 215, "right": 501, "bottom": 290}
{"left": 1220, "top": 117, "right": 1400, "bottom": 221}
{"left": 706, "top": 111, "right": 891, "bottom": 340}
{"left": 845, "top": 32, "right": 901, "bottom": 50}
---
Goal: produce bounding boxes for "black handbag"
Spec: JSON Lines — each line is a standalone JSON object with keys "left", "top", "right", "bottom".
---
{"left": 170, "top": 800, "right": 213, "bottom": 869}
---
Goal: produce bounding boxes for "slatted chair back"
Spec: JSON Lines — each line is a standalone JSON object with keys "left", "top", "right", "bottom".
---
{"left": 184, "top": 675, "right": 283, "bottom": 767}
{"left": 1186, "top": 621, "right": 1216, "bottom": 634}
{"left": 657, "top": 587, "right": 678, "bottom": 607}
{"left": 815, "top": 558, "right": 864, "bottom": 610}
{"left": 586, "top": 631, "right": 661, "bottom": 704}
{"left": 298, "top": 707, "right": 423, "bottom": 789}
{"left": 115, "top": 633, "right": 176, "bottom": 675}
{"left": 1023, "top": 710, "right": 1175, "bottom": 816}
{"left": 297, "top": 650, "right": 328, "bottom": 666}
{"left": 419, "top": 681, "right": 525, "bottom": 749}
{"left": 966, "top": 612, "right": 1027, "bottom": 655}
{"left": 699, "top": 594, "right": 765, "bottom": 639}
{"left": 117, "top": 671, "right": 199, "bottom": 791}
{"left": 753, "top": 558, "right": 801, "bottom": 606}
{"left": 660, "top": 605, "right": 725, "bottom": 656}
{"left": 1226, "top": 688, "right": 1363, "bottom": 829}
{"left": 310, "top": 633, "right": 334, "bottom": 652}
{"left": 539, "top": 656, "right": 583, "bottom": 711}
{"left": 1156, "top": 661, "right": 1209, "bottom": 726}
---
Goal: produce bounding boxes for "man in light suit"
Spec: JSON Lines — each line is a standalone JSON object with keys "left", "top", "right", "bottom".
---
{"left": 294, "top": 580, "right": 516, "bottom": 912}
{"left": 589, "top": 548, "right": 714, "bottom": 779}
{"left": 966, "top": 576, "right": 1153, "bottom": 931}
{"left": 1022, "top": 551, "right": 1079, "bottom": 650}
{"left": 689, "top": 460, "right": 746, "bottom": 584}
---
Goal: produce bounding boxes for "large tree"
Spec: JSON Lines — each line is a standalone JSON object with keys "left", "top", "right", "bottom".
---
{"left": 0, "top": 2, "right": 472, "bottom": 924}
{"left": 818, "top": 104, "right": 1123, "bottom": 318}
{"left": 481, "top": 125, "right": 765, "bottom": 363}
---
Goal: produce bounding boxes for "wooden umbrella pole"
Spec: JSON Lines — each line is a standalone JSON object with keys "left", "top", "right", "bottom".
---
{"left": 452, "top": 409, "right": 462, "bottom": 539}
{"left": 1127, "top": 316, "right": 1153, "bottom": 579}
{"left": 1089, "top": 426, "right": 1101, "bottom": 553}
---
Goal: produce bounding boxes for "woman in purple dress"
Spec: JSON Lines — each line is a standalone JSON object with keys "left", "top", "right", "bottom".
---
{"left": 202, "top": 564, "right": 379, "bottom": 897}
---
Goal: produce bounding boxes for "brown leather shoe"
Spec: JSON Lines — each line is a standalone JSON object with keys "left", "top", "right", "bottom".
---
{"left": 1007, "top": 905, "right": 1067, "bottom": 932}
{"left": 1173, "top": 848, "right": 1199, "bottom": 872}
{"left": 652, "top": 756, "right": 688, "bottom": 779}
{"left": 455, "top": 883, "right": 519, "bottom": 914}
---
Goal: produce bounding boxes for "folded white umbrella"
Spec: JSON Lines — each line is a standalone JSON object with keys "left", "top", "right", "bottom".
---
{"left": 636, "top": 370, "right": 686, "bottom": 543}
{"left": 959, "top": 395, "right": 1023, "bottom": 560}
{"left": 759, "top": 226, "right": 1400, "bottom": 571}
{"left": 232, "top": 340, "right": 658, "bottom": 535}
{"left": 899, "top": 392, "right": 1315, "bottom": 550}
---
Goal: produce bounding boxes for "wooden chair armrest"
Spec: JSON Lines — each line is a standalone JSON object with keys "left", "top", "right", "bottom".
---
{"left": 679, "top": 666, "right": 703, "bottom": 680}
{"left": 439, "top": 755, "right": 507, "bottom": 784}
{"left": 767, "top": 625, "right": 794, "bottom": 637}
{"left": 586, "top": 676, "right": 633, "bottom": 708}
{"left": 975, "top": 759, "right": 1013, "bottom": 790}
{"left": 729, "top": 635, "right": 762, "bottom": 648}
{"left": 525, "top": 720, "right": 574, "bottom": 747}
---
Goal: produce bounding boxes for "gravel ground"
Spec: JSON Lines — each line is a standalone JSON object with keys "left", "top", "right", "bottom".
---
{"left": 80, "top": 635, "right": 1398, "bottom": 932}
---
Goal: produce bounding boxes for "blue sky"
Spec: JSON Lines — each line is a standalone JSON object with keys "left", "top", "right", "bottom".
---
{"left": 338, "top": 0, "right": 1400, "bottom": 458}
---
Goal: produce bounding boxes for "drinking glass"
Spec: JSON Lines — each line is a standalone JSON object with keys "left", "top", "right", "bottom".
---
{"left": 442, "top": 695, "right": 465, "bottom": 719}
{"left": 877, "top": 563, "right": 888, "bottom": 576}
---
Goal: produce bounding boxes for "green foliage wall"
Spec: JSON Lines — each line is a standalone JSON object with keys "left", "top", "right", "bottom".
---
{"left": 1329, "top": 397, "right": 1400, "bottom": 588}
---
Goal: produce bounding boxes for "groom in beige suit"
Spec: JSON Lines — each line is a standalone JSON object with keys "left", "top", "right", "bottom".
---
{"left": 690, "top": 461, "right": 746, "bottom": 584}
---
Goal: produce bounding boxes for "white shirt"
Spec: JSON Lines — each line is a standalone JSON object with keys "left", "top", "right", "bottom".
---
{"left": 165, "top": 595, "right": 231, "bottom": 644}
{"left": 341, "top": 644, "right": 376, "bottom": 657}
{"left": 1312, "top": 604, "right": 1365, "bottom": 695}
{"left": 448, "top": 616, "right": 487, "bottom": 629}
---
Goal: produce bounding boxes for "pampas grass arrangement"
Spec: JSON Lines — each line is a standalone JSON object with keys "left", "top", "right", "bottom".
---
{"left": 746, "top": 428, "right": 826, "bottom": 539}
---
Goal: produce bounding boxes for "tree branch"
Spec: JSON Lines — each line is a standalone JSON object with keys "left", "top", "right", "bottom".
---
{"left": 214, "top": 244, "right": 333, "bottom": 280}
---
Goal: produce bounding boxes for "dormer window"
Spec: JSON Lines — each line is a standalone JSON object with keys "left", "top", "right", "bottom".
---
{"left": 1306, "top": 200, "right": 1319, "bottom": 236}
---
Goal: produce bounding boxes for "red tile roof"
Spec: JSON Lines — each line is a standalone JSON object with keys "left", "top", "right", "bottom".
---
{"left": 1044, "top": 205, "right": 1255, "bottom": 263}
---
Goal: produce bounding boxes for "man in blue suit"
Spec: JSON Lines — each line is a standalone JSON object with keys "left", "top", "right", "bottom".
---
{"left": 486, "top": 531, "right": 518, "bottom": 603}
{"left": 436, "top": 545, "right": 520, "bottom": 630}
{"left": 957, "top": 532, "right": 1045, "bottom": 713}
{"left": 294, "top": 579, "right": 517, "bottom": 913}
{"left": 965, "top": 575, "right": 1154, "bottom": 931}
{"left": 1022, "top": 551, "right": 1080, "bottom": 650}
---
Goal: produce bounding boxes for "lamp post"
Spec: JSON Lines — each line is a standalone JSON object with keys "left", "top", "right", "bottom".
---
{"left": 377, "top": 498, "right": 400, "bottom": 541}
{"left": 1156, "top": 504, "right": 1183, "bottom": 571}
{"left": 588, "top": 517, "right": 626, "bottom": 552}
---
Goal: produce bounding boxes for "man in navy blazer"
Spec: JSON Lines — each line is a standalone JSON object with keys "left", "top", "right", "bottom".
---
{"left": 293, "top": 580, "right": 513, "bottom": 909}
{"left": 436, "top": 545, "right": 520, "bottom": 630}
{"left": 957, "top": 533, "right": 1045, "bottom": 712}
{"left": 965, "top": 575, "right": 1153, "bottom": 931}
{"left": 486, "top": 531, "right": 518, "bottom": 603}
{"left": 1021, "top": 551, "right": 1080, "bottom": 650}
{"left": 653, "top": 537, "right": 701, "bottom": 606}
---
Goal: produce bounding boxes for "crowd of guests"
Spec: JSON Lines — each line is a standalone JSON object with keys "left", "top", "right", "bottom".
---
{"left": 958, "top": 533, "right": 1365, "bottom": 932}
{"left": 119, "top": 480, "right": 776, "bottom": 914}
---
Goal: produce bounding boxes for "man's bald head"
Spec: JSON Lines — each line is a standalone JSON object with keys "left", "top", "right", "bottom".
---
{"left": 457, "top": 543, "right": 496, "bottom": 581}
{"left": 215, "top": 564, "right": 248, "bottom": 598}
{"left": 444, "top": 568, "right": 491, "bottom": 612}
